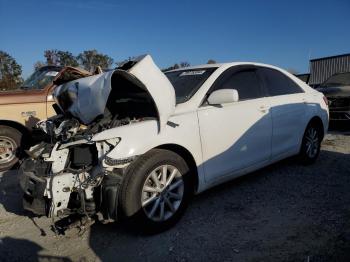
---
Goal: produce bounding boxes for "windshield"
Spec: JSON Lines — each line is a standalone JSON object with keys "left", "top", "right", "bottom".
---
{"left": 165, "top": 67, "right": 217, "bottom": 103}
{"left": 321, "top": 72, "right": 350, "bottom": 88}
{"left": 22, "top": 66, "right": 62, "bottom": 90}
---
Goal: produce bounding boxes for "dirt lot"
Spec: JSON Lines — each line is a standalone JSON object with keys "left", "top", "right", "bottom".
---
{"left": 1, "top": 132, "right": 350, "bottom": 262}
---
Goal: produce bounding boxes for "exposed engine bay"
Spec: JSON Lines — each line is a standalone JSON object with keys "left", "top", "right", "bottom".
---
{"left": 19, "top": 56, "right": 163, "bottom": 222}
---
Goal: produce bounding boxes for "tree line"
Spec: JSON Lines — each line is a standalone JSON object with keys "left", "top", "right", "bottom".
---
{"left": 0, "top": 49, "right": 217, "bottom": 91}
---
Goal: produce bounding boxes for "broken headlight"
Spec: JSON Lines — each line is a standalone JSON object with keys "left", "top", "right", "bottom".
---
{"left": 104, "top": 155, "right": 137, "bottom": 166}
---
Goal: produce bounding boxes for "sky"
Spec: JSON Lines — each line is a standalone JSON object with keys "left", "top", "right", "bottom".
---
{"left": 0, "top": 0, "right": 350, "bottom": 78}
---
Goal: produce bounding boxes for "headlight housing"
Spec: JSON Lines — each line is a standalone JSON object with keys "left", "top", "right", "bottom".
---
{"left": 104, "top": 155, "right": 137, "bottom": 166}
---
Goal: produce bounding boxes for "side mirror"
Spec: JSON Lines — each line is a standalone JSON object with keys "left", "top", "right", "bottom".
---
{"left": 207, "top": 89, "right": 239, "bottom": 105}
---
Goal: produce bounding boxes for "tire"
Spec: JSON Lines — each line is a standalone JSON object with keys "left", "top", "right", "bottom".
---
{"left": 299, "top": 122, "right": 322, "bottom": 165}
{"left": 120, "top": 149, "right": 193, "bottom": 233}
{"left": 0, "top": 125, "right": 22, "bottom": 171}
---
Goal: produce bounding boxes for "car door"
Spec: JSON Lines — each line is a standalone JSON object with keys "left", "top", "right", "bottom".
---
{"left": 257, "top": 67, "right": 307, "bottom": 159}
{"left": 197, "top": 66, "right": 272, "bottom": 182}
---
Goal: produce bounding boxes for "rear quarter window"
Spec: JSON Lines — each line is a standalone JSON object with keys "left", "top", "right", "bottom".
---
{"left": 259, "top": 68, "right": 304, "bottom": 96}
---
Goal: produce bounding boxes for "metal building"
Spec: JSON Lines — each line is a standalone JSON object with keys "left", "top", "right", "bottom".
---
{"left": 308, "top": 53, "right": 350, "bottom": 87}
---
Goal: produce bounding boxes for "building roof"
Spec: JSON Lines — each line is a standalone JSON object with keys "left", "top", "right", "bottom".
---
{"left": 310, "top": 53, "right": 350, "bottom": 62}
{"left": 309, "top": 54, "right": 350, "bottom": 86}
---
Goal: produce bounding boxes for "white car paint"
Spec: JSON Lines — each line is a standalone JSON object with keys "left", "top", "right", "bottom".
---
{"left": 197, "top": 96, "right": 272, "bottom": 182}
{"left": 207, "top": 89, "right": 239, "bottom": 104}
{"left": 42, "top": 55, "right": 329, "bottom": 208}
{"left": 74, "top": 56, "right": 328, "bottom": 193}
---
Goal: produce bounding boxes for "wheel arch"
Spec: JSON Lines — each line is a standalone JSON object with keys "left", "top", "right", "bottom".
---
{"left": 155, "top": 144, "right": 199, "bottom": 193}
{"left": 0, "top": 120, "right": 30, "bottom": 138}
{"left": 307, "top": 116, "right": 325, "bottom": 140}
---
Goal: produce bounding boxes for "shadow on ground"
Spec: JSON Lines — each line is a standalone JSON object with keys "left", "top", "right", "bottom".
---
{"left": 1, "top": 124, "right": 349, "bottom": 261}
{"left": 0, "top": 165, "right": 28, "bottom": 216}
{"left": 87, "top": 149, "right": 350, "bottom": 261}
{"left": 0, "top": 237, "right": 72, "bottom": 262}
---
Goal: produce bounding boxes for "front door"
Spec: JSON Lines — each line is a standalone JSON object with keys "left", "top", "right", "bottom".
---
{"left": 197, "top": 67, "right": 272, "bottom": 182}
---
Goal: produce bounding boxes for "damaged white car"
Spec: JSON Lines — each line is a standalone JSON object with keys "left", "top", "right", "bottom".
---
{"left": 20, "top": 55, "right": 329, "bottom": 232}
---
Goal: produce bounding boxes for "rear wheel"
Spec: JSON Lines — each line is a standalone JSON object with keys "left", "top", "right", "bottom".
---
{"left": 299, "top": 123, "right": 322, "bottom": 164}
{"left": 0, "top": 125, "right": 22, "bottom": 171}
{"left": 120, "top": 149, "right": 193, "bottom": 233}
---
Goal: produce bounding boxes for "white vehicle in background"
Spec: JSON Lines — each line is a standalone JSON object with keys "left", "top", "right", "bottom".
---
{"left": 20, "top": 55, "right": 329, "bottom": 233}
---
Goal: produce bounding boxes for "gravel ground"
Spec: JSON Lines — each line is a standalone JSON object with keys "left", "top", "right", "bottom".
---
{"left": 0, "top": 133, "right": 350, "bottom": 262}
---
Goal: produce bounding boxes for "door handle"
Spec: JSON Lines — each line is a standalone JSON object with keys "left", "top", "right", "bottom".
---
{"left": 259, "top": 105, "right": 269, "bottom": 113}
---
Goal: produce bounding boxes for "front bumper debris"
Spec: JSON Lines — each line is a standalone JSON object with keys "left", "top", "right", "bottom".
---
{"left": 19, "top": 159, "right": 51, "bottom": 216}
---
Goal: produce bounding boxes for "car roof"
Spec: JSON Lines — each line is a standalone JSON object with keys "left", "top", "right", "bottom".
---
{"left": 165, "top": 62, "right": 286, "bottom": 73}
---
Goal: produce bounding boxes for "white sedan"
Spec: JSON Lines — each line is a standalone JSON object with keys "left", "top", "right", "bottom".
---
{"left": 20, "top": 55, "right": 329, "bottom": 233}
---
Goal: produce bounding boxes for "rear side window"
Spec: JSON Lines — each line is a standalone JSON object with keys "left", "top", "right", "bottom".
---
{"left": 259, "top": 68, "right": 304, "bottom": 96}
{"left": 213, "top": 70, "right": 263, "bottom": 100}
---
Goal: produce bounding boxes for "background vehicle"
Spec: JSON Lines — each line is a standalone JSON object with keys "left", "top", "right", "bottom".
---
{"left": 19, "top": 55, "right": 329, "bottom": 233}
{"left": 316, "top": 72, "right": 350, "bottom": 122}
{"left": 0, "top": 66, "right": 91, "bottom": 171}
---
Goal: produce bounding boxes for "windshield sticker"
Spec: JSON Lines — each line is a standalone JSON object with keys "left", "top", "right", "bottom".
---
{"left": 46, "top": 71, "right": 59, "bottom": 77}
{"left": 180, "top": 70, "right": 206, "bottom": 76}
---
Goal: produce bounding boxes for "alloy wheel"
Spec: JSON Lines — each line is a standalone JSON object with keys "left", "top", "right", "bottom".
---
{"left": 305, "top": 127, "right": 319, "bottom": 158}
{"left": 141, "top": 165, "right": 184, "bottom": 222}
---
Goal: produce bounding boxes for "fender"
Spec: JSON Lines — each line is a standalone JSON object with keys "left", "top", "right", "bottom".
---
{"left": 92, "top": 120, "right": 159, "bottom": 159}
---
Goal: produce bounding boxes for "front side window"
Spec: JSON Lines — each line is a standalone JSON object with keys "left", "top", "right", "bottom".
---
{"left": 259, "top": 68, "right": 304, "bottom": 96}
{"left": 212, "top": 69, "right": 263, "bottom": 100}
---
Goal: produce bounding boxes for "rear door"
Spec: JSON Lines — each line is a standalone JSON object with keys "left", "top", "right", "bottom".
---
{"left": 257, "top": 67, "right": 307, "bottom": 158}
{"left": 197, "top": 66, "right": 272, "bottom": 182}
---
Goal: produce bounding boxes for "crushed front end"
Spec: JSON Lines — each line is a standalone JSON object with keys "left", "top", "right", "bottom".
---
{"left": 18, "top": 55, "right": 173, "bottom": 222}
{"left": 19, "top": 117, "right": 124, "bottom": 221}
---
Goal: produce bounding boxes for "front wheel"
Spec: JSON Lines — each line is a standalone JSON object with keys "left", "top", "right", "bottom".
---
{"left": 120, "top": 149, "right": 193, "bottom": 233}
{"left": 299, "top": 123, "right": 322, "bottom": 165}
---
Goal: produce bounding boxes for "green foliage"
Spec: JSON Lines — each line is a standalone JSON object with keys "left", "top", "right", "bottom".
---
{"left": 77, "top": 50, "right": 114, "bottom": 72}
{"left": 162, "top": 61, "right": 190, "bottom": 72}
{"left": 34, "top": 49, "right": 114, "bottom": 72}
{"left": 180, "top": 62, "right": 190, "bottom": 68}
{"left": 0, "top": 51, "right": 23, "bottom": 91}
{"left": 35, "top": 49, "right": 79, "bottom": 70}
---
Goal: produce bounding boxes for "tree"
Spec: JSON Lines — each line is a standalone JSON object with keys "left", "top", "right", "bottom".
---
{"left": 180, "top": 62, "right": 190, "bottom": 68}
{"left": 207, "top": 59, "right": 216, "bottom": 64}
{"left": 162, "top": 61, "right": 190, "bottom": 72}
{"left": 77, "top": 50, "right": 114, "bottom": 72}
{"left": 0, "top": 51, "right": 23, "bottom": 90}
{"left": 34, "top": 61, "right": 46, "bottom": 70}
{"left": 56, "top": 50, "right": 79, "bottom": 67}
{"left": 34, "top": 49, "right": 79, "bottom": 70}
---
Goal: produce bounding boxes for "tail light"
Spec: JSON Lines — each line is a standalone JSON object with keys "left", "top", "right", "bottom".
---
{"left": 322, "top": 96, "right": 328, "bottom": 106}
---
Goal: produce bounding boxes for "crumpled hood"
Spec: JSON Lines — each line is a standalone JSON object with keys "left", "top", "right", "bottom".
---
{"left": 54, "top": 55, "right": 176, "bottom": 131}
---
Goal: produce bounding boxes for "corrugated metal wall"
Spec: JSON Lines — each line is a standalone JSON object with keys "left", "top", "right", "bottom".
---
{"left": 309, "top": 55, "right": 350, "bottom": 86}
